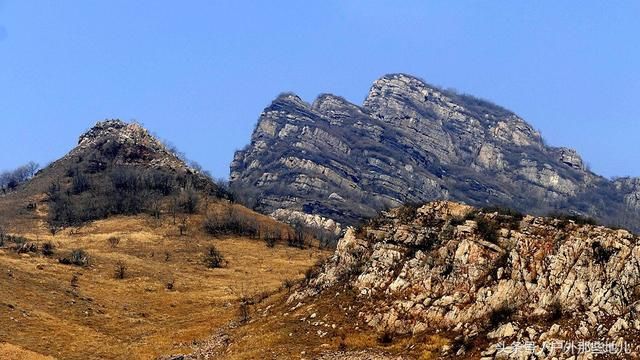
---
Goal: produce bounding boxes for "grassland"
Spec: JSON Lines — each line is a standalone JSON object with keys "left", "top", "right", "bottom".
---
{"left": 0, "top": 206, "right": 326, "bottom": 359}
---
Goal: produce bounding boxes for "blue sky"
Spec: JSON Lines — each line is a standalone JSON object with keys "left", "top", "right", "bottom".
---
{"left": 0, "top": 1, "right": 638, "bottom": 178}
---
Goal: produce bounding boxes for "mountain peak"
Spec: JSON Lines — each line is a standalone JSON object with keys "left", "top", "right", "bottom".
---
{"left": 311, "top": 93, "right": 362, "bottom": 116}
{"left": 272, "top": 92, "right": 308, "bottom": 107}
{"left": 62, "top": 119, "right": 199, "bottom": 177}
{"left": 78, "top": 119, "right": 159, "bottom": 148}
{"left": 231, "top": 72, "right": 640, "bottom": 233}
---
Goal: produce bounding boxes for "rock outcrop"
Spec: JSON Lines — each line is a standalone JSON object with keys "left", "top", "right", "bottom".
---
{"left": 231, "top": 73, "right": 640, "bottom": 232}
{"left": 290, "top": 201, "right": 640, "bottom": 358}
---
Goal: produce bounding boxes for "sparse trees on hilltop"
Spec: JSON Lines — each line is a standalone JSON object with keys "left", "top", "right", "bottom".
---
{"left": 0, "top": 161, "right": 39, "bottom": 193}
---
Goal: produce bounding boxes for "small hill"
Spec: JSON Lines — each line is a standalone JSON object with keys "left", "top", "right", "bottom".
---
{"left": 1, "top": 119, "right": 226, "bottom": 232}
{"left": 230, "top": 73, "right": 640, "bottom": 233}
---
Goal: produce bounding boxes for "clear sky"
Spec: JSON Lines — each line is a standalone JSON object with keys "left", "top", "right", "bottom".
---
{"left": 0, "top": 1, "right": 638, "bottom": 179}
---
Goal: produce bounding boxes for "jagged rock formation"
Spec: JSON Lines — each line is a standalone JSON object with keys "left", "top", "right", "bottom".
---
{"left": 290, "top": 201, "right": 640, "bottom": 358}
{"left": 230, "top": 73, "right": 640, "bottom": 232}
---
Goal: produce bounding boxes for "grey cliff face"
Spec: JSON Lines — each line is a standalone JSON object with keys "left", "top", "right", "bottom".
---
{"left": 231, "top": 73, "right": 640, "bottom": 232}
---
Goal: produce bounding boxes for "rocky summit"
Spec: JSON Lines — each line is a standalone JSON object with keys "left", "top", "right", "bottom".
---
{"left": 39, "top": 119, "right": 218, "bottom": 195}
{"left": 290, "top": 201, "right": 640, "bottom": 358}
{"left": 230, "top": 73, "right": 640, "bottom": 233}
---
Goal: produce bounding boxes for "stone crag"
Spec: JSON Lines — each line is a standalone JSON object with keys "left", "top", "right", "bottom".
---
{"left": 291, "top": 201, "right": 640, "bottom": 358}
{"left": 231, "top": 73, "right": 640, "bottom": 233}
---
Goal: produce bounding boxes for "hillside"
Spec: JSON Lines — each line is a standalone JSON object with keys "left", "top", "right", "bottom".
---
{"left": 230, "top": 73, "right": 640, "bottom": 233}
{"left": 0, "top": 120, "right": 328, "bottom": 359}
{"left": 184, "top": 201, "right": 640, "bottom": 359}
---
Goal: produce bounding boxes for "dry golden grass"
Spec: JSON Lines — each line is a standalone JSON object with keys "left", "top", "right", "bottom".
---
{"left": 0, "top": 208, "right": 326, "bottom": 360}
{"left": 0, "top": 343, "right": 54, "bottom": 360}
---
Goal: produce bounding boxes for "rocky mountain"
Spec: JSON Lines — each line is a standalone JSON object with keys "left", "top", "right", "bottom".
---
{"left": 230, "top": 73, "right": 640, "bottom": 233}
{"left": 290, "top": 201, "right": 640, "bottom": 358}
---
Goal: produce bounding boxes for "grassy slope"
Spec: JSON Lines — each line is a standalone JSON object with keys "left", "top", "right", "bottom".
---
{"left": 0, "top": 200, "right": 326, "bottom": 359}
{"left": 186, "top": 285, "right": 450, "bottom": 360}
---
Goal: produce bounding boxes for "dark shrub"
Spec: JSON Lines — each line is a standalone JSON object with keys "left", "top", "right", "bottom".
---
{"left": 396, "top": 203, "right": 419, "bottom": 222}
{"left": 377, "top": 330, "right": 394, "bottom": 345}
{"left": 264, "top": 234, "right": 277, "bottom": 248}
{"left": 42, "top": 241, "right": 55, "bottom": 256}
{"left": 476, "top": 217, "right": 500, "bottom": 243}
{"left": 166, "top": 279, "right": 175, "bottom": 290}
{"left": 592, "top": 241, "right": 618, "bottom": 264}
{"left": 282, "top": 278, "right": 295, "bottom": 293}
{"left": 114, "top": 261, "right": 127, "bottom": 279}
{"left": 204, "top": 246, "right": 225, "bottom": 268}
{"left": 287, "top": 222, "right": 306, "bottom": 249}
{"left": 489, "top": 304, "right": 515, "bottom": 328}
{"left": 549, "top": 212, "right": 598, "bottom": 226}
{"left": 450, "top": 216, "right": 466, "bottom": 226}
{"left": 203, "top": 207, "right": 258, "bottom": 238}
{"left": 71, "top": 172, "right": 91, "bottom": 194}
{"left": 180, "top": 188, "right": 199, "bottom": 214}
{"left": 107, "top": 236, "right": 120, "bottom": 248}
{"left": 547, "top": 300, "right": 564, "bottom": 321}
{"left": 441, "top": 263, "right": 454, "bottom": 277}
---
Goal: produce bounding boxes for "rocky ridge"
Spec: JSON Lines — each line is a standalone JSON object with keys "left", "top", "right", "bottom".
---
{"left": 289, "top": 201, "right": 640, "bottom": 358}
{"left": 231, "top": 73, "right": 640, "bottom": 233}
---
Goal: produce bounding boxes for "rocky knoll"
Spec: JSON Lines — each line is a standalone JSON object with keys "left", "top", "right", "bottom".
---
{"left": 66, "top": 119, "right": 197, "bottom": 174}
{"left": 230, "top": 73, "right": 640, "bottom": 233}
{"left": 36, "top": 119, "right": 219, "bottom": 195}
{"left": 290, "top": 201, "right": 640, "bottom": 358}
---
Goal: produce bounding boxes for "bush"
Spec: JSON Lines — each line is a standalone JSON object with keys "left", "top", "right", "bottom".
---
{"left": 483, "top": 206, "right": 524, "bottom": 230}
{"left": 180, "top": 188, "right": 199, "bottom": 214}
{"left": 0, "top": 161, "right": 39, "bottom": 192}
{"left": 483, "top": 206, "right": 524, "bottom": 219}
{"left": 282, "top": 278, "right": 296, "bottom": 293}
{"left": 288, "top": 222, "right": 307, "bottom": 249}
{"left": 476, "top": 217, "right": 500, "bottom": 243}
{"left": 264, "top": 234, "right": 277, "bottom": 248}
{"left": 42, "top": 241, "right": 55, "bottom": 256}
{"left": 396, "top": 203, "right": 419, "bottom": 222}
{"left": 489, "top": 304, "right": 515, "bottom": 328}
{"left": 59, "top": 249, "right": 90, "bottom": 267}
{"left": 547, "top": 300, "right": 564, "bottom": 321}
{"left": 549, "top": 212, "right": 598, "bottom": 227}
{"left": 592, "top": 241, "right": 618, "bottom": 264}
{"left": 377, "top": 330, "right": 394, "bottom": 345}
{"left": 203, "top": 206, "right": 258, "bottom": 237}
{"left": 440, "top": 263, "right": 454, "bottom": 277}
{"left": 107, "top": 236, "right": 120, "bottom": 248}
{"left": 114, "top": 261, "right": 127, "bottom": 279}
{"left": 71, "top": 171, "right": 91, "bottom": 194}
{"left": 204, "top": 246, "right": 225, "bottom": 268}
